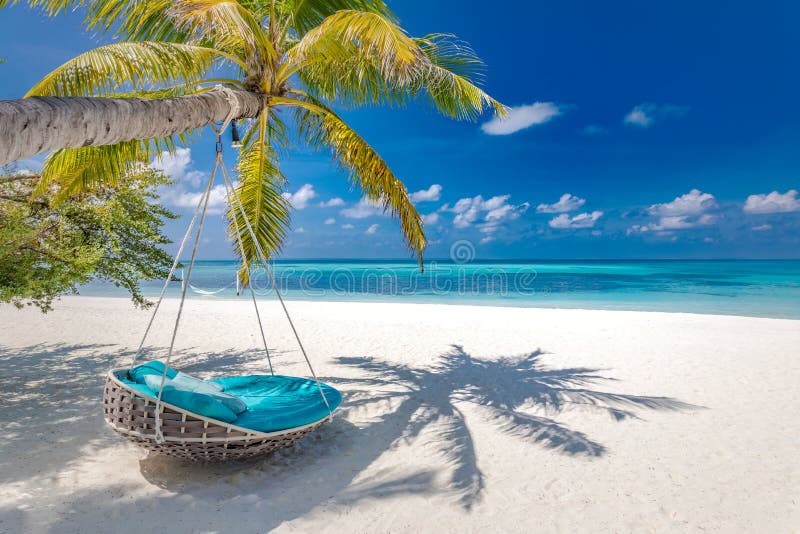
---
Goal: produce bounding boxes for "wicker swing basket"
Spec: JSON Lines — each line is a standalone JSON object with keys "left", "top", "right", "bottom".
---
{"left": 103, "top": 369, "right": 330, "bottom": 462}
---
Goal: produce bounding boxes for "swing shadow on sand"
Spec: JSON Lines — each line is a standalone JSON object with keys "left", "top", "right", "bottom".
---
{"left": 0, "top": 342, "right": 698, "bottom": 531}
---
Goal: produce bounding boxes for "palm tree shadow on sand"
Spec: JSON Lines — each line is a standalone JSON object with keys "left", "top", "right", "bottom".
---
{"left": 139, "top": 343, "right": 698, "bottom": 513}
{"left": 323, "top": 344, "right": 698, "bottom": 509}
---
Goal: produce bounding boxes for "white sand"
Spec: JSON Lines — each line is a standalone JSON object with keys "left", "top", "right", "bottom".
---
{"left": 1, "top": 296, "right": 798, "bottom": 533}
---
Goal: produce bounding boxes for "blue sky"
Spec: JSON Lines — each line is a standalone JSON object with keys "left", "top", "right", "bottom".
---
{"left": 2, "top": 1, "right": 799, "bottom": 260}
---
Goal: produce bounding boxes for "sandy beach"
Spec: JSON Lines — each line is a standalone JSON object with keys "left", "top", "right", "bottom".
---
{"left": 1, "top": 296, "right": 798, "bottom": 533}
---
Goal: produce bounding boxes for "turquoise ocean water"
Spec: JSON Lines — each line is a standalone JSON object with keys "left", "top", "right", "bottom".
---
{"left": 78, "top": 259, "right": 800, "bottom": 319}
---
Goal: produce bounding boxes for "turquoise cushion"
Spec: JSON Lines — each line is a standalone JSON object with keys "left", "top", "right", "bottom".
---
{"left": 209, "top": 375, "right": 342, "bottom": 432}
{"left": 144, "top": 375, "right": 247, "bottom": 415}
{"left": 128, "top": 361, "right": 178, "bottom": 383}
{"left": 143, "top": 375, "right": 238, "bottom": 423}
{"left": 170, "top": 371, "right": 224, "bottom": 393}
{"left": 115, "top": 371, "right": 341, "bottom": 432}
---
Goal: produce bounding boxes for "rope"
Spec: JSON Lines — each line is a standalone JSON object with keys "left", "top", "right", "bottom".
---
{"left": 213, "top": 85, "right": 241, "bottom": 135}
{"left": 153, "top": 159, "right": 218, "bottom": 444}
{"left": 218, "top": 159, "right": 332, "bottom": 414}
{"left": 130, "top": 174, "right": 206, "bottom": 369}
{"left": 188, "top": 282, "right": 237, "bottom": 296}
{"left": 141, "top": 121, "right": 333, "bottom": 443}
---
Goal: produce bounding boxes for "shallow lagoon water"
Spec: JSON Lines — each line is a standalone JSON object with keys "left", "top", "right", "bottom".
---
{"left": 79, "top": 260, "right": 800, "bottom": 319}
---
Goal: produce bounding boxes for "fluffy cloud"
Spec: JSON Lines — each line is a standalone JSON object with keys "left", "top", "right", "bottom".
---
{"left": 481, "top": 102, "right": 562, "bottom": 135}
{"left": 743, "top": 190, "right": 800, "bottom": 214}
{"left": 151, "top": 147, "right": 205, "bottom": 186}
{"left": 409, "top": 184, "right": 442, "bottom": 202}
{"left": 752, "top": 224, "right": 772, "bottom": 231}
{"left": 282, "top": 183, "right": 316, "bottom": 209}
{"left": 341, "top": 223, "right": 355, "bottom": 230}
{"left": 324, "top": 218, "right": 336, "bottom": 225}
{"left": 548, "top": 211, "right": 603, "bottom": 229}
{"left": 623, "top": 103, "right": 689, "bottom": 128}
{"left": 340, "top": 198, "right": 385, "bottom": 219}
{"left": 422, "top": 212, "right": 440, "bottom": 225}
{"left": 536, "top": 193, "right": 586, "bottom": 213}
{"left": 628, "top": 189, "right": 719, "bottom": 234}
{"left": 647, "top": 189, "right": 717, "bottom": 216}
{"left": 319, "top": 197, "right": 345, "bottom": 208}
{"left": 163, "top": 185, "right": 228, "bottom": 215}
{"left": 629, "top": 214, "right": 717, "bottom": 233}
{"left": 366, "top": 224, "right": 379, "bottom": 235}
{"left": 445, "top": 194, "right": 529, "bottom": 230}
{"left": 479, "top": 236, "right": 496, "bottom": 245}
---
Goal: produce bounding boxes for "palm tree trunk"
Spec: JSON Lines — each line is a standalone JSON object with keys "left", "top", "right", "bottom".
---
{"left": 0, "top": 87, "right": 264, "bottom": 166}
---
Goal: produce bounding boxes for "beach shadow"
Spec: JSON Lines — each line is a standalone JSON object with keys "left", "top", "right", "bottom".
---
{"left": 137, "top": 344, "right": 696, "bottom": 514}
{"left": 0, "top": 342, "right": 284, "bottom": 487}
{"left": 1, "top": 342, "right": 698, "bottom": 532}
{"left": 321, "top": 344, "right": 697, "bottom": 508}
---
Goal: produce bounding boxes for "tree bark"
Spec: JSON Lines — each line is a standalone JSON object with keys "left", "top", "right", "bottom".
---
{"left": 0, "top": 87, "right": 264, "bottom": 166}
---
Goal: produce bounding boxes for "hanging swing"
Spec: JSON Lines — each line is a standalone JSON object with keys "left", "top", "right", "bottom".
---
{"left": 103, "top": 119, "right": 341, "bottom": 462}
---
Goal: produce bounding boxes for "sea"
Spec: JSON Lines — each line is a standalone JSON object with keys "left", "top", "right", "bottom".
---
{"left": 77, "top": 259, "right": 800, "bottom": 320}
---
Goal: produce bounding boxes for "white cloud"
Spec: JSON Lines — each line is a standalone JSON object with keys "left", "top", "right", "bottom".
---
{"left": 623, "top": 103, "right": 689, "bottom": 128}
{"left": 628, "top": 214, "right": 717, "bottom": 234}
{"left": 481, "top": 102, "right": 562, "bottom": 135}
{"left": 295, "top": 227, "right": 306, "bottom": 233}
{"left": 365, "top": 224, "right": 379, "bottom": 235}
{"left": 319, "top": 197, "right": 345, "bottom": 208}
{"left": 479, "top": 236, "right": 496, "bottom": 245}
{"left": 548, "top": 211, "right": 603, "bottom": 229}
{"left": 647, "top": 189, "right": 717, "bottom": 216}
{"left": 324, "top": 217, "right": 336, "bottom": 225}
{"left": 743, "top": 190, "right": 800, "bottom": 214}
{"left": 341, "top": 223, "right": 355, "bottom": 230}
{"left": 340, "top": 198, "right": 385, "bottom": 219}
{"left": 151, "top": 147, "right": 205, "bottom": 187}
{"left": 623, "top": 107, "right": 652, "bottom": 128}
{"left": 409, "top": 184, "right": 442, "bottom": 202}
{"left": 163, "top": 184, "right": 228, "bottom": 215}
{"left": 629, "top": 189, "right": 719, "bottom": 234}
{"left": 422, "top": 212, "right": 440, "bottom": 225}
{"left": 752, "top": 224, "right": 772, "bottom": 231}
{"left": 282, "top": 183, "right": 316, "bottom": 209}
{"left": 446, "top": 194, "right": 529, "bottom": 229}
{"left": 536, "top": 193, "right": 586, "bottom": 213}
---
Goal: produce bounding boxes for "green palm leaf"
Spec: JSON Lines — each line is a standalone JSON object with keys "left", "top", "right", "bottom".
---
{"left": 227, "top": 112, "right": 291, "bottom": 282}
{"left": 38, "top": 141, "right": 153, "bottom": 202}
{"left": 275, "top": 95, "right": 426, "bottom": 264}
{"left": 26, "top": 42, "right": 232, "bottom": 97}
{"left": 278, "top": 0, "right": 394, "bottom": 35}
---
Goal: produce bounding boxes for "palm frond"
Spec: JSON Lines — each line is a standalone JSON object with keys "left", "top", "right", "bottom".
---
{"left": 84, "top": 0, "right": 189, "bottom": 42}
{"left": 37, "top": 139, "right": 168, "bottom": 202}
{"left": 274, "top": 95, "right": 426, "bottom": 265}
{"left": 168, "top": 0, "right": 275, "bottom": 69}
{"left": 288, "top": 10, "right": 420, "bottom": 84}
{"left": 0, "top": 0, "right": 78, "bottom": 15}
{"left": 26, "top": 42, "right": 230, "bottom": 97}
{"left": 288, "top": 16, "right": 506, "bottom": 121}
{"left": 415, "top": 34, "right": 507, "bottom": 120}
{"left": 227, "top": 111, "right": 290, "bottom": 283}
{"left": 277, "top": 0, "right": 395, "bottom": 36}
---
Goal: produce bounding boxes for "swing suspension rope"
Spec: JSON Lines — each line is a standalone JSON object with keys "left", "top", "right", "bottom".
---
{"left": 133, "top": 120, "right": 329, "bottom": 444}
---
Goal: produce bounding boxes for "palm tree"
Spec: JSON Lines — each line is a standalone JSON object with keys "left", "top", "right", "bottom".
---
{"left": 0, "top": 0, "right": 506, "bottom": 269}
